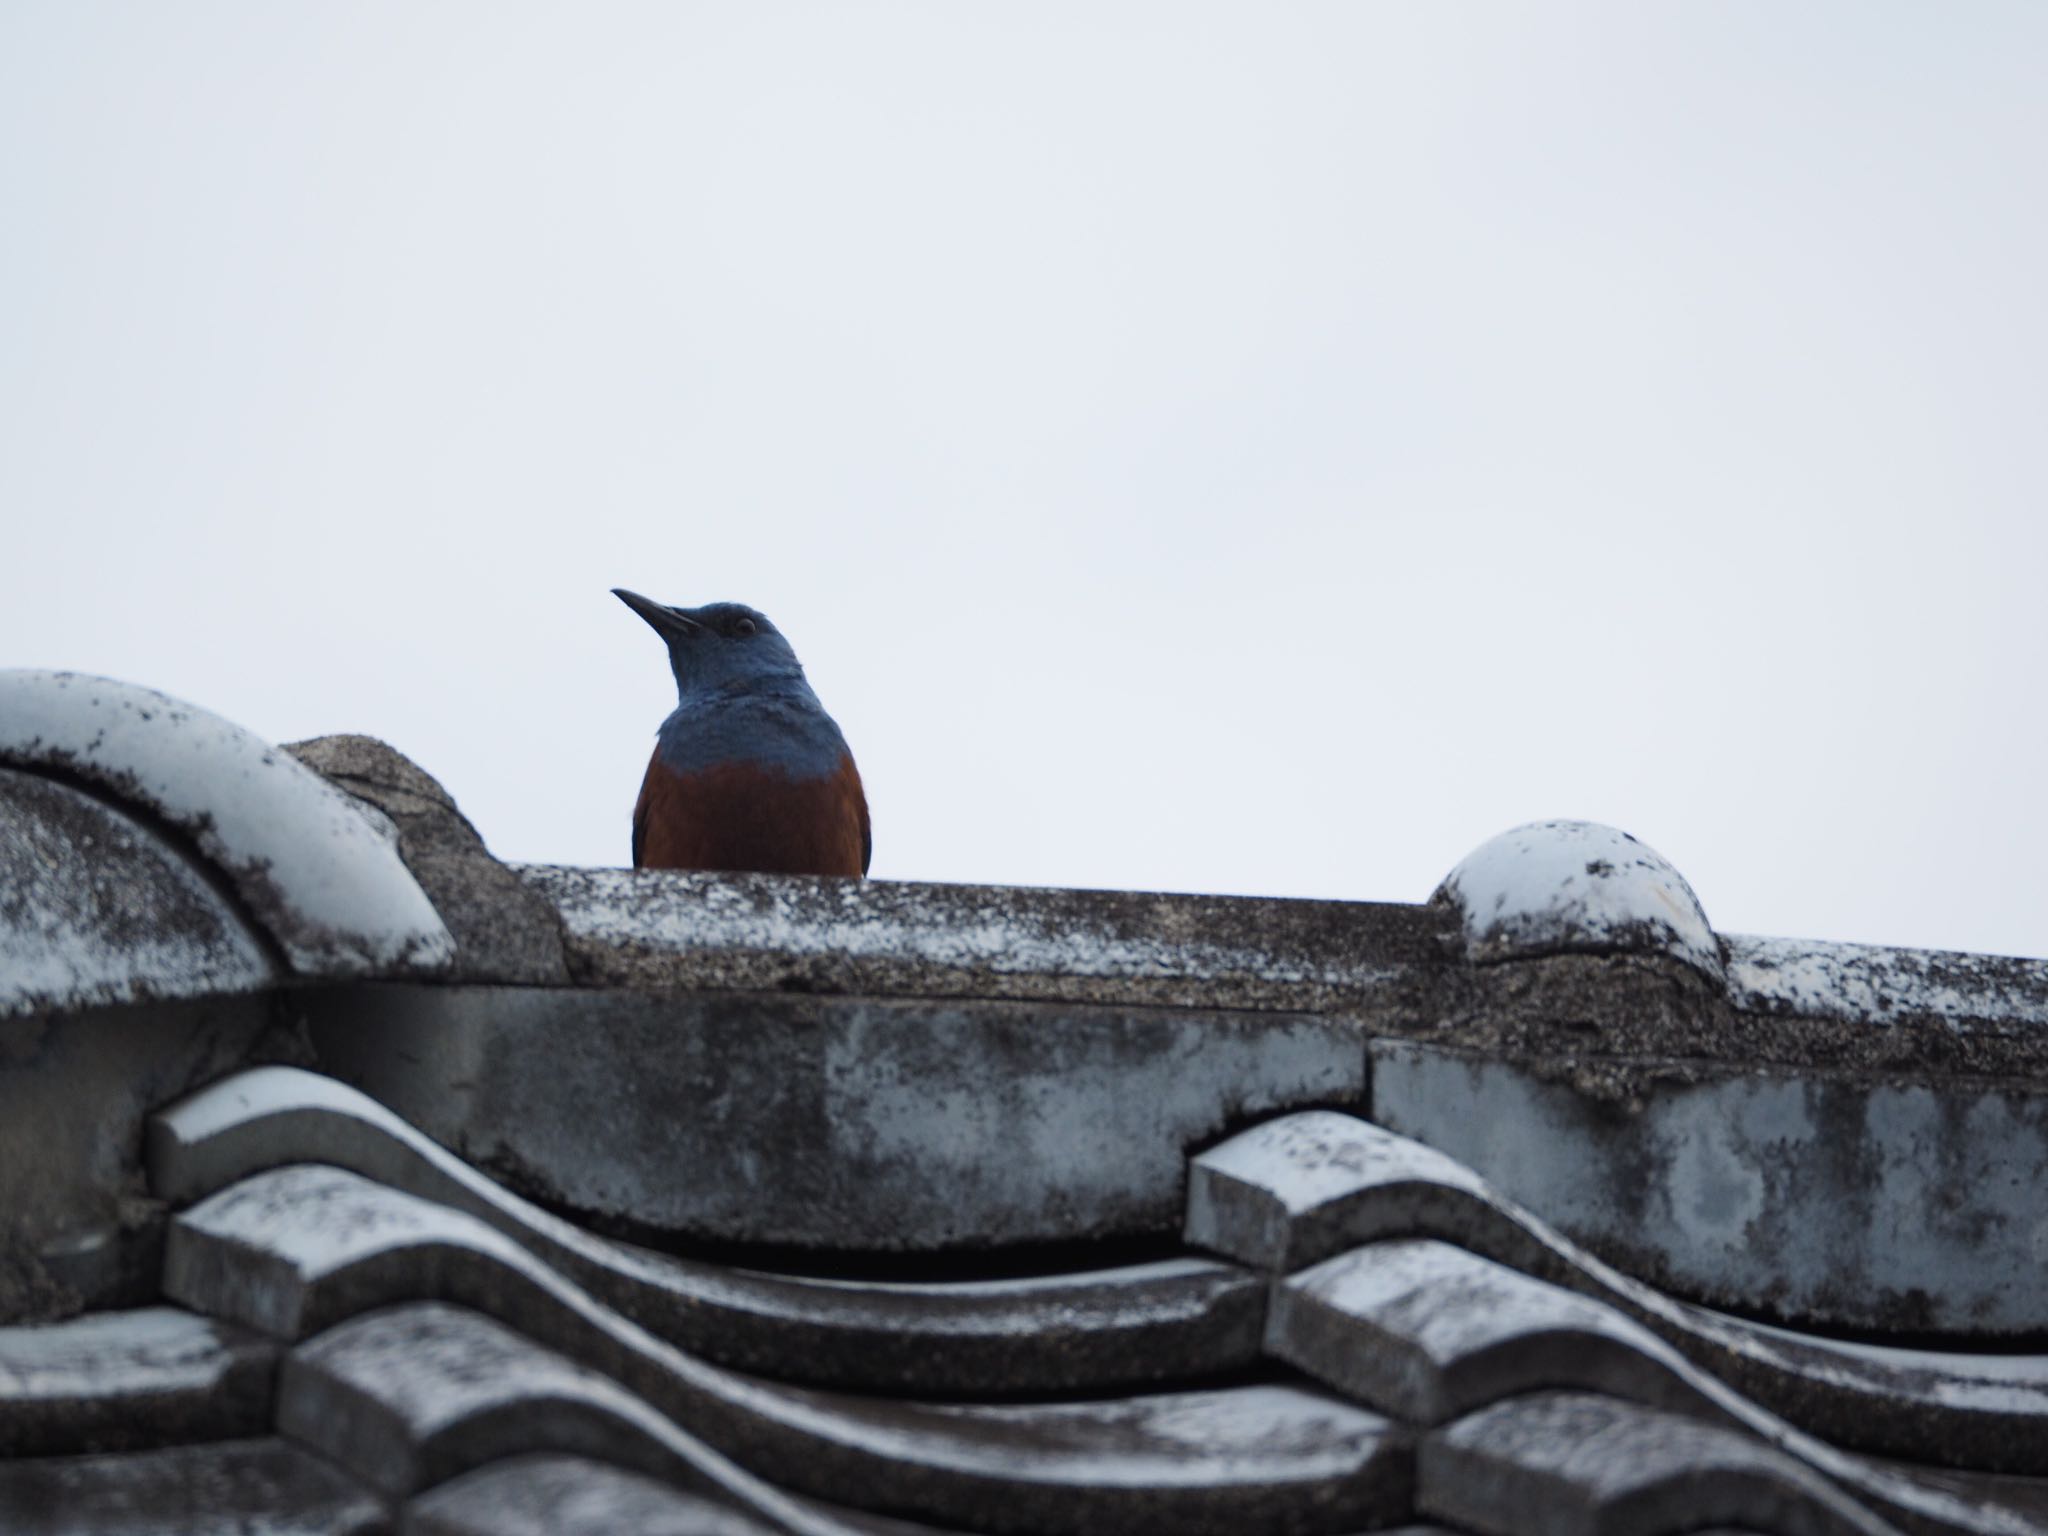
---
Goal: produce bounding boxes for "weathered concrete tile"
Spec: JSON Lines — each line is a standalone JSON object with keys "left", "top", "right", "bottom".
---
{"left": 149, "top": 1066, "right": 431, "bottom": 1210}
{"left": 1419, "top": 1392, "right": 1897, "bottom": 1536}
{"left": 1271, "top": 1240, "right": 1705, "bottom": 1426}
{"left": 0, "top": 1305, "right": 275, "bottom": 1455}
{"left": 285, "top": 736, "right": 570, "bottom": 986}
{"left": 303, "top": 983, "right": 1367, "bottom": 1250}
{"left": 167, "top": 1159, "right": 2024, "bottom": 1535}
{"left": 518, "top": 862, "right": 1449, "bottom": 1014}
{"left": 1705, "top": 1321, "right": 2048, "bottom": 1480}
{"left": 1370, "top": 1037, "right": 2048, "bottom": 1339}
{"left": 1848, "top": 1453, "right": 2048, "bottom": 1534}
{"left": 1434, "top": 820, "right": 1723, "bottom": 982}
{"left": 682, "top": 1254, "right": 1265, "bottom": 1396}
{"left": 152, "top": 1066, "right": 1265, "bottom": 1393}
{"left": 415, "top": 1461, "right": 973, "bottom": 1536}
{"left": 404, "top": 1453, "right": 780, "bottom": 1535}
{"left": 0, "top": 767, "right": 278, "bottom": 1023}
{"left": 721, "top": 1379, "right": 1411, "bottom": 1536}
{"left": 1274, "top": 1242, "right": 2046, "bottom": 1534}
{"left": 1286, "top": 1244, "right": 2048, "bottom": 1525}
{"left": 1186, "top": 1109, "right": 2048, "bottom": 1480}
{"left": 174, "top": 1176, "right": 1398, "bottom": 1535}
{"left": 164, "top": 1164, "right": 750, "bottom": 1424}
{"left": 0, "top": 1435, "right": 385, "bottom": 1535}
{"left": 163, "top": 1163, "right": 534, "bottom": 1341}
{"left": 285, "top": 1297, "right": 1412, "bottom": 1536}
{"left": 1724, "top": 933, "right": 2048, "bottom": 1032}
{"left": 0, "top": 670, "right": 453, "bottom": 979}
{"left": 2, "top": 991, "right": 271, "bottom": 1325}
{"left": 281, "top": 1303, "right": 772, "bottom": 1514}
{"left": 787, "top": 1500, "right": 979, "bottom": 1536}
{"left": 1185, "top": 1110, "right": 1518, "bottom": 1274}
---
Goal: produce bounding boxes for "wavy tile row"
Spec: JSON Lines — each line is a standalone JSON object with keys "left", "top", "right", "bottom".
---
{"left": 3, "top": 1068, "right": 2044, "bottom": 1534}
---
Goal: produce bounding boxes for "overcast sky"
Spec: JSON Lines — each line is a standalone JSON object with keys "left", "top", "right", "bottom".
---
{"left": 3, "top": 4, "right": 2043, "bottom": 959}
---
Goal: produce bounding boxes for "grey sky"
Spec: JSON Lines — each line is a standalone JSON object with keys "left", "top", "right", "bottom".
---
{"left": 3, "top": 4, "right": 2043, "bottom": 958}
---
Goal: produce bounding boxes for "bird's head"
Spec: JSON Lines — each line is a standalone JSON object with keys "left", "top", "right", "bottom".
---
{"left": 613, "top": 589, "right": 806, "bottom": 699}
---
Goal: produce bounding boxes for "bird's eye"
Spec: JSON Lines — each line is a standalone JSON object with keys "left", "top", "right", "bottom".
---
{"left": 733, "top": 617, "right": 757, "bottom": 637}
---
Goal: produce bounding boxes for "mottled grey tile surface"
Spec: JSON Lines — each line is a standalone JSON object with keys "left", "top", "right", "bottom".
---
{"left": 152, "top": 1066, "right": 1266, "bottom": 1393}
{"left": 0, "top": 1436, "right": 385, "bottom": 1536}
{"left": 0, "top": 768, "right": 277, "bottom": 1022}
{"left": 1271, "top": 1239, "right": 1703, "bottom": 1425}
{"left": 723, "top": 1380, "right": 1409, "bottom": 1536}
{"left": 519, "top": 862, "right": 1447, "bottom": 1013}
{"left": 285, "top": 735, "right": 570, "bottom": 986}
{"left": 282, "top": 1303, "right": 780, "bottom": 1517}
{"left": 1187, "top": 1108, "right": 2048, "bottom": 1479}
{"left": 1275, "top": 1241, "right": 2044, "bottom": 1535}
{"left": 164, "top": 1163, "right": 533, "bottom": 1341}
{"left": 303, "top": 982, "right": 1366, "bottom": 1250}
{"left": 0, "top": 670, "right": 452, "bottom": 978}
{"left": 1186, "top": 1109, "right": 1515, "bottom": 1274}
{"left": 286, "top": 1300, "right": 1412, "bottom": 1536}
{"left": 405, "top": 1454, "right": 780, "bottom": 1536}
{"left": 0, "top": 1305, "right": 275, "bottom": 1456}
{"left": 1371, "top": 1036, "right": 2048, "bottom": 1338}
{"left": 1419, "top": 1392, "right": 1899, "bottom": 1536}
{"left": 1725, "top": 933, "right": 2048, "bottom": 1030}
{"left": 173, "top": 1170, "right": 1408, "bottom": 1535}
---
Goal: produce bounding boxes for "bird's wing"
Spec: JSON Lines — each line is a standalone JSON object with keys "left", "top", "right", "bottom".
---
{"left": 860, "top": 790, "right": 873, "bottom": 877}
{"left": 632, "top": 771, "right": 651, "bottom": 869}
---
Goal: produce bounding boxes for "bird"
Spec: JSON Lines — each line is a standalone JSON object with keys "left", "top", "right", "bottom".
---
{"left": 613, "top": 589, "right": 871, "bottom": 878}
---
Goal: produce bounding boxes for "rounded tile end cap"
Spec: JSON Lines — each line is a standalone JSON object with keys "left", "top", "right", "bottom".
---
{"left": 0, "top": 670, "right": 454, "bottom": 977}
{"left": 1433, "top": 820, "right": 1722, "bottom": 982}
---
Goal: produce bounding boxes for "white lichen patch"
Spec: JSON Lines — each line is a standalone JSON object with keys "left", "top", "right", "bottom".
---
{"left": 1725, "top": 933, "right": 2048, "bottom": 1028}
{"left": 521, "top": 864, "right": 1408, "bottom": 999}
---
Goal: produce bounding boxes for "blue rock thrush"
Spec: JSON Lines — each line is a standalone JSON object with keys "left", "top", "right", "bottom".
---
{"left": 614, "top": 589, "right": 871, "bottom": 877}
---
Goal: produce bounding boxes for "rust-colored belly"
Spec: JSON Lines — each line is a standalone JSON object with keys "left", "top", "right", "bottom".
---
{"left": 634, "top": 753, "right": 869, "bottom": 877}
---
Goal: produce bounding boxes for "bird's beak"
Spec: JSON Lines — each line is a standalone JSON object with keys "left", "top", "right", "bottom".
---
{"left": 613, "top": 588, "right": 703, "bottom": 640}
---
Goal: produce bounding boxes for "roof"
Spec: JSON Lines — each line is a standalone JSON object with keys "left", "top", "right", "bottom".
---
{"left": 2, "top": 670, "right": 2045, "bottom": 1535}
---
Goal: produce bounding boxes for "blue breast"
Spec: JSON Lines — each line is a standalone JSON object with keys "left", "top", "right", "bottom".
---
{"left": 654, "top": 680, "right": 850, "bottom": 782}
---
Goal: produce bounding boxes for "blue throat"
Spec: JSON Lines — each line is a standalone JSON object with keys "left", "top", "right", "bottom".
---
{"left": 654, "top": 676, "right": 848, "bottom": 780}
